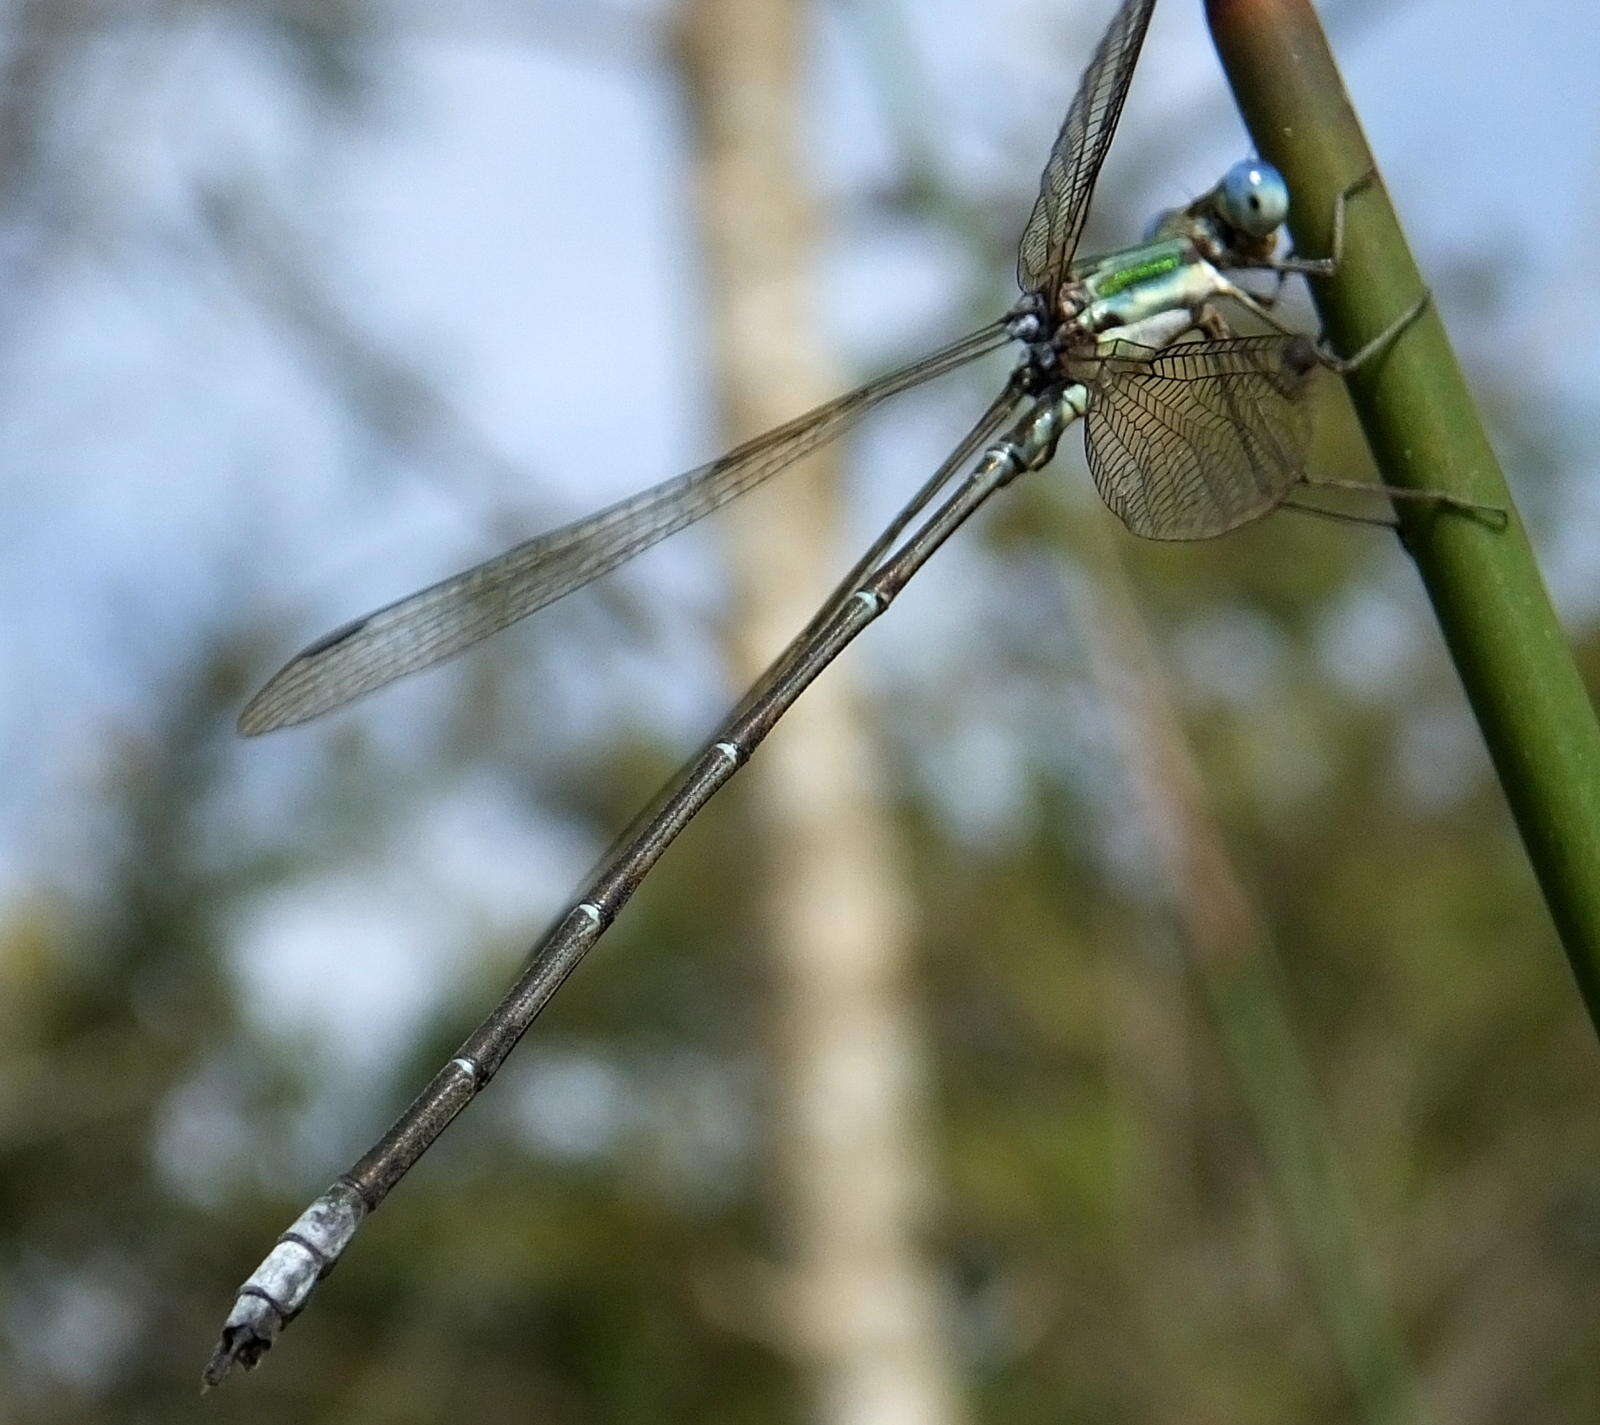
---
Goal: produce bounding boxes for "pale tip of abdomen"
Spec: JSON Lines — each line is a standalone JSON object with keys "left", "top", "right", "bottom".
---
{"left": 202, "top": 1183, "right": 366, "bottom": 1387}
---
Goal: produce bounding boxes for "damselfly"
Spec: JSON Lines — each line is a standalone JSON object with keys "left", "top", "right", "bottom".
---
{"left": 208, "top": 0, "right": 1472, "bottom": 1384}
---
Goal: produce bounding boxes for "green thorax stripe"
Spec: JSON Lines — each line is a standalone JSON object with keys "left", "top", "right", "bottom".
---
{"left": 1079, "top": 238, "right": 1193, "bottom": 299}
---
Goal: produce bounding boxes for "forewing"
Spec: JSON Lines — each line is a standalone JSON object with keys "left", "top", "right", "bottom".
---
{"left": 1016, "top": 0, "right": 1158, "bottom": 304}
{"left": 1085, "top": 335, "right": 1317, "bottom": 540}
{"left": 239, "top": 321, "right": 1011, "bottom": 734}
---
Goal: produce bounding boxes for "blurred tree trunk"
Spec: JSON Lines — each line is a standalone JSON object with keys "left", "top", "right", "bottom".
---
{"left": 677, "top": 3, "right": 966, "bottom": 1423}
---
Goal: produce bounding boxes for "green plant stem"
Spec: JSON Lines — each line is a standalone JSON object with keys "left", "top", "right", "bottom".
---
{"left": 1208, "top": 0, "right": 1600, "bottom": 1038}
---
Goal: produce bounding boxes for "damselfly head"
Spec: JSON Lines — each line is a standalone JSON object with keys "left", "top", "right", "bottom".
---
{"left": 1214, "top": 159, "right": 1290, "bottom": 240}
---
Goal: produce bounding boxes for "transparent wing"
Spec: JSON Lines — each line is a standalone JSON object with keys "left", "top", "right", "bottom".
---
{"left": 730, "top": 377, "right": 1028, "bottom": 719}
{"left": 240, "top": 321, "right": 1011, "bottom": 734}
{"left": 1084, "top": 335, "right": 1317, "bottom": 540}
{"left": 1016, "top": 0, "right": 1157, "bottom": 305}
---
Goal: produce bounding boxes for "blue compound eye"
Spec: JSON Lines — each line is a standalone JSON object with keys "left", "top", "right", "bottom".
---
{"left": 1217, "top": 159, "right": 1289, "bottom": 238}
